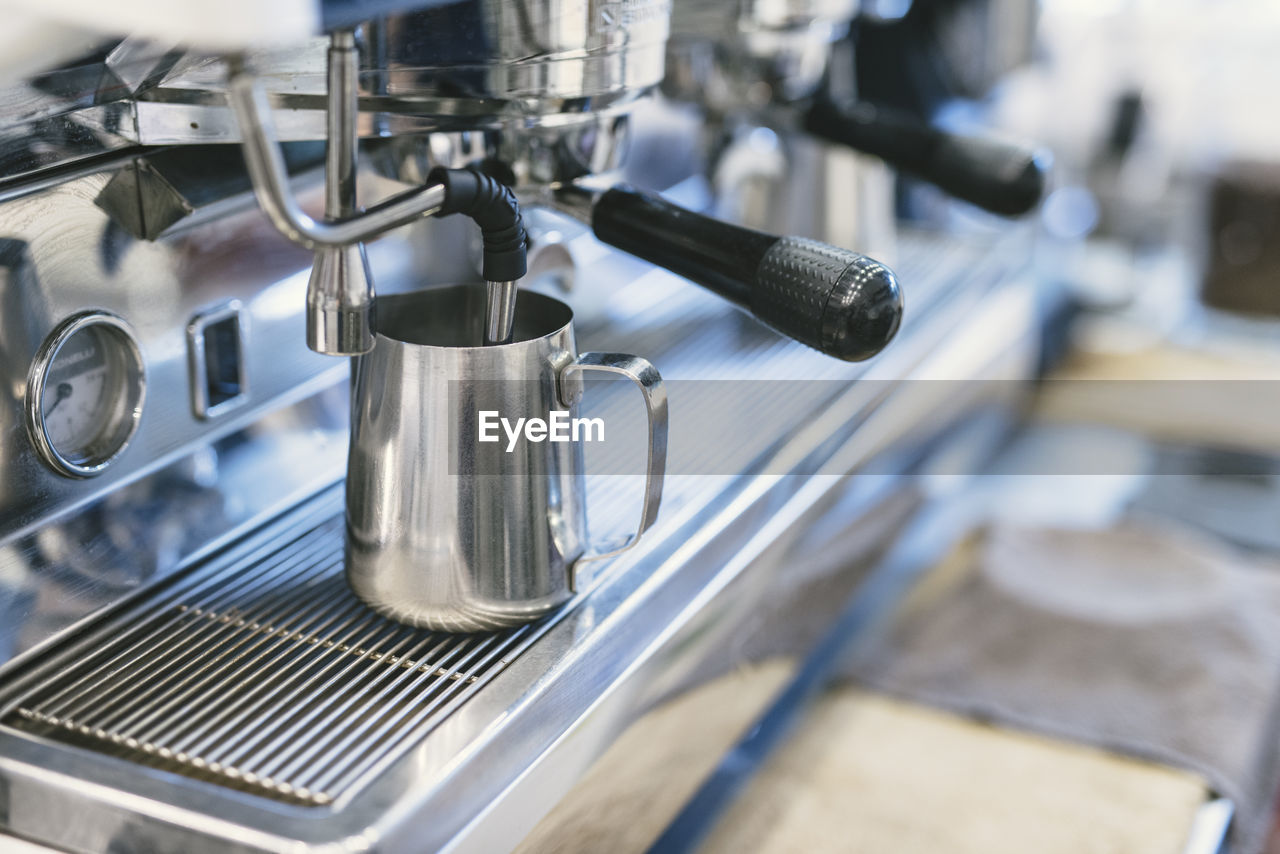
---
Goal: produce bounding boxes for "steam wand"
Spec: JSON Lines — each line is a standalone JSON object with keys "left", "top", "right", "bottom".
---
{"left": 485, "top": 281, "right": 519, "bottom": 346}
{"left": 227, "top": 40, "right": 527, "bottom": 352}
{"left": 425, "top": 167, "right": 527, "bottom": 347}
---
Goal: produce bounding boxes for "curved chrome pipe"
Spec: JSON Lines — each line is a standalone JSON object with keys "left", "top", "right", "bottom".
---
{"left": 226, "top": 70, "right": 446, "bottom": 251}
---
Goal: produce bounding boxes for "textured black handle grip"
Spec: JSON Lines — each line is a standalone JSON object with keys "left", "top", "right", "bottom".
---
{"left": 592, "top": 187, "right": 902, "bottom": 362}
{"left": 804, "top": 100, "right": 1049, "bottom": 217}
{"left": 754, "top": 236, "right": 903, "bottom": 362}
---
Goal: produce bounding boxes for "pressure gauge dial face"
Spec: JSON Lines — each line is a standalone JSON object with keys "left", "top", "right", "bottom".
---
{"left": 27, "top": 313, "right": 146, "bottom": 478}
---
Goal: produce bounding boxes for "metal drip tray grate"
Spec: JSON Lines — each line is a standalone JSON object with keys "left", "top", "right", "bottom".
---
{"left": 0, "top": 502, "right": 539, "bottom": 806}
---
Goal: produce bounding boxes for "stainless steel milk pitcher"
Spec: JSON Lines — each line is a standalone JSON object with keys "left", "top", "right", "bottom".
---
{"left": 346, "top": 285, "right": 667, "bottom": 631}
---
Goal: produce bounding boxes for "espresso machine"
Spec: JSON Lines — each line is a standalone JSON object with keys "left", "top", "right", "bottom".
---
{"left": 0, "top": 1, "right": 1043, "bottom": 851}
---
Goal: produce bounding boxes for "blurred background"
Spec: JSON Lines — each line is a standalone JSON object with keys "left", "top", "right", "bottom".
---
{"left": 525, "top": 3, "right": 1280, "bottom": 853}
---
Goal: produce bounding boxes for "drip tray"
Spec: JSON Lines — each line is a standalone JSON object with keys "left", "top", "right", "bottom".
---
{"left": 0, "top": 498, "right": 542, "bottom": 807}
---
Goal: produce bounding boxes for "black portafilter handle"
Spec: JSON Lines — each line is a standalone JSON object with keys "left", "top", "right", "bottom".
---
{"left": 591, "top": 187, "right": 903, "bottom": 362}
{"left": 803, "top": 99, "right": 1049, "bottom": 217}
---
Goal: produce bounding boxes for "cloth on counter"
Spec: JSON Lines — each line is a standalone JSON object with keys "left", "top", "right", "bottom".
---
{"left": 844, "top": 521, "right": 1280, "bottom": 854}
{"left": 704, "top": 689, "right": 1209, "bottom": 854}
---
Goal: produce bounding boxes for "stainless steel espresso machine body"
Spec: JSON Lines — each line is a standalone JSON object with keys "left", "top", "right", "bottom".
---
{"left": 0, "top": 1, "right": 1043, "bottom": 851}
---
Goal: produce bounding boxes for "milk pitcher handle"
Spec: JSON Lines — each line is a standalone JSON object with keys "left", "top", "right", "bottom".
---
{"left": 559, "top": 352, "right": 667, "bottom": 582}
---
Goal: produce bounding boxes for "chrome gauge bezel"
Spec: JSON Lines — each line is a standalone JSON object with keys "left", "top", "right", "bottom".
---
{"left": 26, "top": 311, "right": 147, "bottom": 478}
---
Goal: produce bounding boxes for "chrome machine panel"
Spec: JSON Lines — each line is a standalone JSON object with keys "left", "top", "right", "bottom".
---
{"left": 0, "top": 161, "right": 346, "bottom": 538}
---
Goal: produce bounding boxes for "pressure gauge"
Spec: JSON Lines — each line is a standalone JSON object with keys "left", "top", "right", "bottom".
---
{"left": 26, "top": 312, "right": 146, "bottom": 478}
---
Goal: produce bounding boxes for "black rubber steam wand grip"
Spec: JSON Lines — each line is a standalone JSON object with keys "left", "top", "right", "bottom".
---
{"left": 803, "top": 99, "right": 1049, "bottom": 217}
{"left": 591, "top": 187, "right": 903, "bottom": 362}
